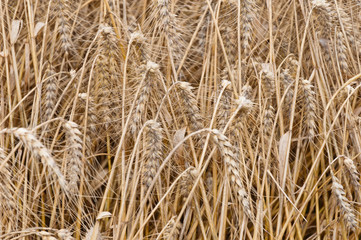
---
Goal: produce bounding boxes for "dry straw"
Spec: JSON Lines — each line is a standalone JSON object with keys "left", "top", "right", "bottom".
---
{"left": 3, "top": 0, "right": 361, "bottom": 238}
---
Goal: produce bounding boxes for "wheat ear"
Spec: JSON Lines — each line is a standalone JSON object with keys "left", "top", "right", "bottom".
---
{"left": 0, "top": 128, "right": 68, "bottom": 192}
{"left": 280, "top": 69, "right": 294, "bottom": 118}
{"left": 94, "top": 24, "right": 120, "bottom": 130}
{"left": 129, "top": 30, "right": 150, "bottom": 64}
{"left": 63, "top": 121, "right": 83, "bottom": 194}
{"left": 331, "top": 173, "right": 357, "bottom": 232}
{"left": 260, "top": 67, "right": 275, "bottom": 101}
{"left": 211, "top": 129, "right": 254, "bottom": 220}
{"left": 162, "top": 216, "right": 182, "bottom": 240}
{"left": 312, "top": 0, "right": 334, "bottom": 37}
{"left": 130, "top": 61, "right": 160, "bottom": 135}
{"left": 343, "top": 157, "right": 361, "bottom": 191}
{"left": 180, "top": 166, "right": 199, "bottom": 199}
{"left": 84, "top": 227, "right": 103, "bottom": 240}
{"left": 43, "top": 67, "right": 57, "bottom": 121}
{"left": 336, "top": 30, "right": 348, "bottom": 72}
{"left": 263, "top": 106, "right": 275, "bottom": 136}
{"left": 300, "top": 78, "right": 317, "bottom": 140}
{"left": 217, "top": 80, "right": 232, "bottom": 131}
{"left": 78, "top": 93, "right": 97, "bottom": 134}
{"left": 176, "top": 81, "right": 203, "bottom": 133}
{"left": 0, "top": 147, "right": 15, "bottom": 210}
{"left": 55, "top": 0, "right": 73, "bottom": 56}
{"left": 56, "top": 229, "right": 74, "bottom": 240}
{"left": 222, "top": 25, "right": 237, "bottom": 66}
{"left": 154, "top": 0, "right": 183, "bottom": 68}
{"left": 142, "top": 120, "right": 163, "bottom": 192}
{"left": 241, "top": 0, "right": 256, "bottom": 56}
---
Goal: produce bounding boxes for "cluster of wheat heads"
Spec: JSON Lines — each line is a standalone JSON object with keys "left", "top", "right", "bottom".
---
{"left": 1, "top": 0, "right": 361, "bottom": 239}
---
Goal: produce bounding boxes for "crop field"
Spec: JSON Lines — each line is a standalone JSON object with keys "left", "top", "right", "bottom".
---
{"left": 1, "top": 0, "right": 361, "bottom": 239}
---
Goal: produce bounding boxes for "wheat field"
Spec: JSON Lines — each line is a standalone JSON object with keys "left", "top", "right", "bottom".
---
{"left": 1, "top": 0, "right": 361, "bottom": 239}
